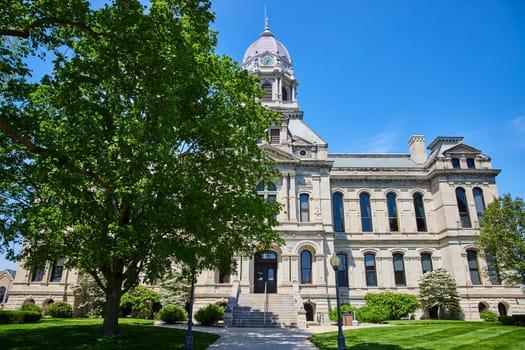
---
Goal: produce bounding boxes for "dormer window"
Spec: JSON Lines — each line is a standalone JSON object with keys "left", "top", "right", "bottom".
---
{"left": 451, "top": 158, "right": 460, "bottom": 169}
{"left": 466, "top": 158, "right": 475, "bottom": 169}
{"left": 270, "top": 128, "right": 280, "bottom": 144}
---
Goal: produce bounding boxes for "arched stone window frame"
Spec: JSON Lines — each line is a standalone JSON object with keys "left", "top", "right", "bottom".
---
{"left": 412, "top": 191, "right": 427, "bottom": 232}
{"left": 332, "top": 191, "right": 345, "bottom": 232}
{"left": 359, "top": 191, "right": 373, "bottom": 232}
{"left": 386, "top": 191, "right": 399, "bottom": 232}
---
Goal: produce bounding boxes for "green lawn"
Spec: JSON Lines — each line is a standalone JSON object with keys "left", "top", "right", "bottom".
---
{"left": 310, "top": 320, "right": 525, "bottom": 350}
{"left": 0, "top": 318, "right": 219, "bottom": 350}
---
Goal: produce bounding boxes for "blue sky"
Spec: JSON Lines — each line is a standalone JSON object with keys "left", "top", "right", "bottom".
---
{"left": 1, "top": 0, "right": 524, "bottom": 270}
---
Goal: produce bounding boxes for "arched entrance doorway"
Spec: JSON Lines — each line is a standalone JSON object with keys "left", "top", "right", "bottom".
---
{"left": 254, "top": 250, "right": 277, "bottom": 293}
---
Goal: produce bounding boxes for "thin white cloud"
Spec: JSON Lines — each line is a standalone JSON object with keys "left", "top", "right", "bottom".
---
{"left": 362, "top": 130, "right": 399, "bottom": 153}
{"left": 509, "top": 116, "right": 525, "bottom": 149}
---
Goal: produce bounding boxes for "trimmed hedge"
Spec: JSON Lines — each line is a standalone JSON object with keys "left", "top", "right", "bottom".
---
{"left": 194, "top": 304, "right": 224, "bottom": 326}
{"left": 45, "top": 302, "right": 73, "bottom": 318}
{"left": 480, "top": 310, "right": 498, "bottom": 322}
{"left": 157, "top": 305, "right": 187, "bottom": 324}
{"left": 0, "top": 310, "right": 41, "bottom": 324}
{"left": 499, "top": 314, "right": 525, "bottom": 326}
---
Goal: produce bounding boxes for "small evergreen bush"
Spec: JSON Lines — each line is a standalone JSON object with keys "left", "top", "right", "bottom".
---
{"left": 157, "top": 305, "right": 187, "bottom": 324}
{"left": 45, "top": 302, "right": 73, "bottom": 318}
{"left": 480, "top": 310, "right": 498, "bottom": 321}
{"left": 194, "top": 304, "right": 224, "bottom": 325}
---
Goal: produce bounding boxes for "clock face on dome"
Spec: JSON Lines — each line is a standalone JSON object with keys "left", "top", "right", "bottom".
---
{"left": 261, "top": 55, "right": 273, "bottom": 65}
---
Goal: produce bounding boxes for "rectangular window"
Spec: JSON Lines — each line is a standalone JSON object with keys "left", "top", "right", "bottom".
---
{"left": 31, "top": 267, "right": 44, "bottom": 282}
{"left": 270, "top": 129, "right": 280, "bottom": 144}
{"left": 365, "top": 254, "right": 377, "bottom": 287}
{"left": 393, "top": 254, "right": 406, "bottom": 286}
{"left": 300, "top": 194, "right": 309, "bottom": 222}
{"left": 50, "top": 259, "right": 64, "bottom": 282}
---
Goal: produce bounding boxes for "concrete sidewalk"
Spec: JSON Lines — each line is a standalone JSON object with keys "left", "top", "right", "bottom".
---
{"left": 159, "top": 324, "right": 344, "bottom": 349}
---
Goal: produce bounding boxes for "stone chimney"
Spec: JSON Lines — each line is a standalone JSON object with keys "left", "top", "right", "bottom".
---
{"left": 408, "top": 135, "right": 427, "bottom": 164}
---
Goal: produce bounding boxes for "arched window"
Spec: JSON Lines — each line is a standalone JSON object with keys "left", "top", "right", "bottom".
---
{"left": 486, "top": 253, "right": 501, "bottom": 285}
{"left": 268, "top": 183, "right": 277, "bottom": 191}
{"left": 300, "top": 194, "right": 309, "bottom": 222}
{"left": 420, "top": 253, "right": 433, "bottom": 274}
{"left": 393, "top": 253, "right": 406, "bottom": 286}
{"left": 360, "top": 192, "right": 373, "bottom": 232}
{"left": 364, "top": 253, "right": 377, "bottom": 286}
{"left": 413, "top": 193, "right": 427, "bottom": 232}
{"left": 467, "top": 250, "right": 481, "bottom": 285}
{"left": 332, "top": 192, "right": 345, "bottom": 232}
{"left": 472, "top": 187, "right": 485, "bottom": 222}
{"left": 337, "top": 253, "right": 348, "bottom": 287}
{"left": 456, "top": 187, "right": 472, "bottom": 228}
{"left": 300, "top": 250, "right": 312, "bottom": 284}
{"left": 386, "top": 192, "right": 399, "bottom": 232}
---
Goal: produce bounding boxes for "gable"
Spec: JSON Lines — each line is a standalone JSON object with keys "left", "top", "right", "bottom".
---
{"left": 444, "top": 144, "right": 481, "bottom": 155}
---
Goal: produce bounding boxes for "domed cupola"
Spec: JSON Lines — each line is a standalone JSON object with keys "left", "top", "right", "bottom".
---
{"left": 242, "top": 18, "right": 299, "bottom": 110}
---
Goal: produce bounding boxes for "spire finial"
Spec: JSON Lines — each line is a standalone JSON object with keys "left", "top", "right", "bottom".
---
{"left": 264, "top": 5, "right": 269, "bottom": 31}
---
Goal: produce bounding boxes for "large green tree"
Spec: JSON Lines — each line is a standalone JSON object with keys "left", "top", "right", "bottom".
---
{"left": 477, "top": 194, "right": 525, "bottom": 285}
{"left": 0, "top": 0, "right": 280, "bottom": 335}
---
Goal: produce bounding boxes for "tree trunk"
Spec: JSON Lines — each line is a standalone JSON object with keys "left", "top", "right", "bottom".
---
{"left": 102, "top": 278, "right": 123, "bottom": 336}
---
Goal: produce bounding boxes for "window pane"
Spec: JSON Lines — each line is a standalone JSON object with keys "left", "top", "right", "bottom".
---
{"left": 393, "top": 254, "right": 406, "bottom": 286}
{"left": 332, "top": 193, "right": 345, "bottom": 232}
{"left": 268, "top": 183, "right": 277, "bottom": 191}
{"left": 360, "top": 193, "right": 373, "bottom": 232}
{"left": 301, "top": 250, "right": 312, "bottom": 284}
{"left": 421, "top": 253, "right": 433, "bottom": 273}
{"left": 473, "top": 188, "right": 485, "bottom": 222}
{"left": 413, "top": 193, "right": 427, "bottom": 232}
{"left": 467, "top": 250, "right": 481, "bottom": 285}
{"left": 337, "top": 253, "right": 348, "bottom": 287}
{"left": 456, "top": 188, "right": 472, "bottom": 228}
{"left": 452, "top": 158, "right": 460, "bottom": 169}
{"left": 300, "top": 194, "right": 309, "bottom": 222}
{"left": 270, "top": 128, "right": 280, "bottom": 143}
{"left": 467, "top": 158, "right": 475, "bottom": 169}
{"left": 364, "top": 254, "right": 377, "bottom": 287}
{"left": 387, "top": 193, "right": 399, "bottom": 232}
{"left": 31, "top": 267, "right": 44, "bottom": 282}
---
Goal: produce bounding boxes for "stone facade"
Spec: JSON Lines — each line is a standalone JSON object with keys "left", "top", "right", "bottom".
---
{"left": 5, "top": 21, "right": 525, "bottom": 324}
{"left": 193, "top": 22, "right": 525, "bottom": 325}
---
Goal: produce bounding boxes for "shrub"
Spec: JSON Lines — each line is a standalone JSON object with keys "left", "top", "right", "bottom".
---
{"left": 120, "top": 286, "right": 162, "bottom": 319}
{"left": 20, "top": 302, "right": 41, "bottom": 314}
{"left": 499, "top": 314, "right": 525, "bottom": 326}
{"left": 45, "top": 302, "right": 73, "bottom": 318}
{"left": 194, "top": 304, "right": 224, "bottom": 325}
{"left": 0, "top": 310, "right": 41, "bottom": 324}
{"left": 157, "top": 305, "right": 187, "bottom": 324}
{"left": 328, "top": 304, "right": 357, "bottom": 322}
{"left": 365, "top": 292, "right": 420, "bottom": 320}
{"left": 480, "top": 310, "right": 498, "bottom": 322}
{"left": 358, "top": 305, "right": 390, "bottom": 324}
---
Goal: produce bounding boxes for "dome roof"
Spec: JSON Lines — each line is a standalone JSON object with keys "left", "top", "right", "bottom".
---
{"left": 242, "top": 20, "right": 292, "bottom": 66}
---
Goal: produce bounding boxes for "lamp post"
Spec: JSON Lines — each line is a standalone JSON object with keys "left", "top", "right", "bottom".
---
{"left": 185, "top": 269, "right": 196, "bottom": 350}
{"left": 330, "top": 253, "right": 346, "bottom": 350}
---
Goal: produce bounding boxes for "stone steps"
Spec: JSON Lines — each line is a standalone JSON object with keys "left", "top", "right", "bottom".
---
{"left": 232, "top": 293, "right": 298, "bottom": 327}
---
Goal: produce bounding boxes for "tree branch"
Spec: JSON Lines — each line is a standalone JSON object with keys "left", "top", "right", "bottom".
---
{"left": 0, "top": 118, "right": 47, "bottom": 154}
{"left": 0, "top": 17, "right": 100, "bottom": 39}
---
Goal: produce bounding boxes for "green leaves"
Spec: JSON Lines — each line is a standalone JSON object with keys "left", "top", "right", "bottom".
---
{"left": 477, "top": 194, "right": 525, "bottom": 285}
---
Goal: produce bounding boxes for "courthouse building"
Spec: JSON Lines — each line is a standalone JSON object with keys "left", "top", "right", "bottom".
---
{"left": 7, "top": 21, "right": 525, "bottom": 325}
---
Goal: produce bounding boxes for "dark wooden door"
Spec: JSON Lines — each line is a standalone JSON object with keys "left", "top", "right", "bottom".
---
{"left": 254, "top": 251, "right": 277, "bottom": 293}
